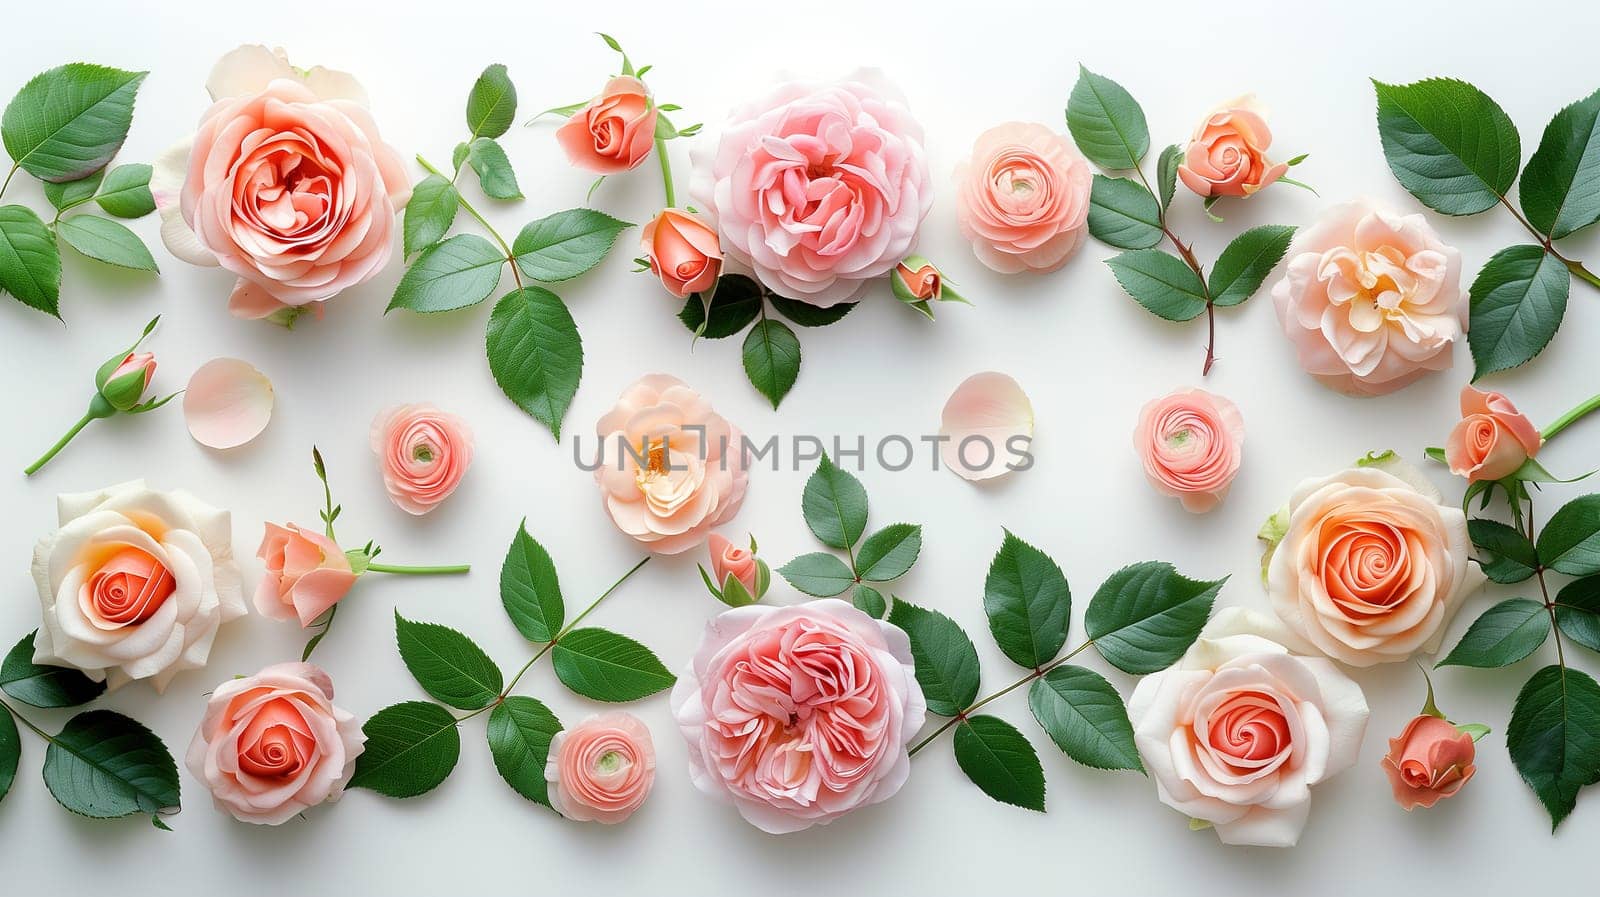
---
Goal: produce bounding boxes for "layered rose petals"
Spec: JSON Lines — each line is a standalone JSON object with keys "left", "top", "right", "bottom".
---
{"left": 370, "top": 404, "right": 475, "bottom": 515}
{"left": 1134, "top": 389, "right": 1245, "bottom": 513}
{"left": 556, "top": 76, "right": 658, "bottom": 174}
{"left": 939, "top": 372, "right": 1034, "bottom": 481}
{"left": 1177, "top": 96, "right": 1289, "bottom": 199}
{"left": 546, "top": 712, "right": 657, "bottom": 823}
{"left": 183, "top": 357, "right": 275, "bottom": 449}
{"left": 1445, "top": 386, "right": 1543, "bottom": 482}
{"left": 254, "top": 523, "right": 358, "bottom": 627}
{"left": 641, "top": 209, "right": 722, "bottom": 298}
{"left": 955, "top": 122, "right": 1091, "bottom": 274}
{"left": 1381, "top": 714, "right": 1477, "bottom": 810}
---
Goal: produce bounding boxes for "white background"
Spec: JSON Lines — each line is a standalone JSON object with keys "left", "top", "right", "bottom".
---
{"left": 2, "top": 0, "right": 1597, "bottom": 893}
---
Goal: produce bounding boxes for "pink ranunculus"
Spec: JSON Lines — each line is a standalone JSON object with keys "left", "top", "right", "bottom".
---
{"left": 1134, "top": 388, "right": 1245, "bottom": 513}
{"left": 689, "top": 70, "right": 933, "bottom": 308}
{"left": 153, "top": 45, "right": 411, "bottom": 323}
{"left": 370, "top": 404, "right": 475, "bottom": 515}
{"left": 545, "top": 712, "right": 657, "bottom": 824}
{"left": 1381, "top": 714, "right": 1477, "bottom": 810}
{"left": 254, "top": 523, "right": 358, "bottom": 627}
{"left": 1270, "top": 199, "right": 1466, "bottom": 396}
{"left": 955, "top": 122, "right": 1092, "bottom": 274}
{"left": 1446, "top": 386, "right": 1543, "bottom": 482}
{"left": 594, "top": 375, "right": 748, "bottom": 555}
{"left": 1178, "top": 96, "right": 1290, "bottom": 199}
{"left": 707, "top": 532, "right": 758, "bottom": 595}
{"left": 641, "top": 208, "right": 722, "bottom": 298}
{"left": 556, "top": 75, "right": 658, "bottom": 175}
{"left": 187, "top": 662, "right": 364, "bottom": 825}
{"left": 671, "top": 599, "right": 926, "bottom": 833}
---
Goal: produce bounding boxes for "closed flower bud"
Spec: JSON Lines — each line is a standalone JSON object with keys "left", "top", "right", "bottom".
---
{"left": 96, "top": 352, "right": 156, "bottom": 411}
{"left": 891, "top": 256, "right": 967, "bottom": 319}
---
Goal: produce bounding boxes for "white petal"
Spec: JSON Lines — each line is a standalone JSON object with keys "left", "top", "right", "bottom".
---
{"left": 183, "top": 359, "right": 275, "bottom": 449}
{"left": 939, "top": 372, "right": 1034, "bottom": 481}
{"left": 151, "top": 137, "right": 218, "bottom": 267}
{"left": 206, "top": 45, "right": 295, "bottom": 101}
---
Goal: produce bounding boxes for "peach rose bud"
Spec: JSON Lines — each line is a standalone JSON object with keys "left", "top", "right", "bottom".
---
{"left": 1178, "top": 96, "right": 1290, "bottom": 199}
{"left": 641, "top": 209, "right": 722, "bottom": 298}
{"left": 1133, "top": 389, "right": 1245, "bottom": 513}
{"left": 891, "top": 255, "right": 968, "bottom": 319}
{"left": 701, "top": 532, "right": 770, "bottom": 606}
{"left": 1445, "top": 386, "right": 1543, "bottom": 482}
{"left": 1382, "top": 714, "right": 1478, "bottom": 810}
{"left": 255, "top": 522, "right": 360, "bottom": 627}
{"left": 545, "top": 712, "right": 656, "bottom": 824}
{"left": 556, "top": 75, "right": 658, "bottom": 174}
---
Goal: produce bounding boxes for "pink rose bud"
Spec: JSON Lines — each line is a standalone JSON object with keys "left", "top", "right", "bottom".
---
{"left": 890, "top": 255, "right": 968, "bottom": 319}
{"left": 1445, "top": 385, "right": 1543, "bottom": 482}
{"left": 545, "top": 712, "right": 656, "bottom": 824}
{"left": 96, "top": 352, "right": 156, "bottom": 411}
{"left": 1177, "top": 95, "right": 1290, "bottom": 199}
{"left": 556, "top": 75, "right": 658, "bottom": 174}
{"left": 254, "top": 522, "right": 359, "bottom": 627}
{"left": 704, "top": 532, "right": 768, "bottom": 606}
{"left": 1381, "top": 714, "right": 1477, "bottom": 810}
{"left": 1133, "top": 388, "right": 1245, "bottom": 513}
{"left": 641, "top": 209, "right": 722, "bottom": 298}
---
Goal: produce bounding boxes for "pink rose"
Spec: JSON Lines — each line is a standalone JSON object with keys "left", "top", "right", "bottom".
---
{"left": 1446, "top": 386, "right": 1543, "bottom": 482}
{"left": 1133, "top": 388, "right": 1245, "bottom": 513}
{"left": 707, "top": 532, "right": 759, "bottom": 595}
{"left": 1177, "top": 96, "right": 1289, "bottom": 199}
{"left": 641, "top": 208, "right": 722, "bottom": 298}
{"left": 254, "top": 523, "right": 358, "bottom": 627}
{"left": 1270, "top": 200, "right": 1466, "bottom": 396}
{"left": 1381, "top": 714, "right": 1477, "bottom": 810}
{"left": 955, "top": 122, "right": 1091, "bottom": 273}
{"left": 153, "top": 45, "right": 410, "bottom": 323}
{"left": 545, "top": 712, "right": 656, "bottom": 824}
{"left": 594, "top": 374, "right": 748, "bottom": 555}
{"left": 690, "top": 70, "right": 932, "bottom": 307}
{"left": 671, "top": 599, "right": 926, "bottom": 833}
{"left": 895, "top": 260, "right": 940, "bottom": 300}
{"left": 370, "top": 404, "right": 475, "bottom": 515}
{"left": 187, "top": 662, "right": 363, "bottom": 825}
{"left": 556, "top": 76, "right": 658, "bottom": 175}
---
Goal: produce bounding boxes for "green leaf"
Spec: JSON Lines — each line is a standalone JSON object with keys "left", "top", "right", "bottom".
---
{"left": 0, "top": 707, "right": 18, "bottom": 805}
{"left": 0, "top": 631, "right": 106, "bottom": 708}
{"left": 1028, "top": 665, "right": 1142, "bottom": 771}
{"left": 1520, "top": 89, "right": 1600, "bottom": 240}
{"left": 802, "top": 453, "right": 869, "bottom": 550}
{"left": 1469, "top": 518, "right": 1539, "bottom": 584}
{"left": 1554, "top": 576, "right": 1600, "bottom": 654}
{"left": 1065, "top": 66, "right": 1149, "bottom": 170}
{"left": 512, "top": 208, "right": 631, "bottom": 282}
{"left": 887, "top": 599, "right": 980, "bottom": 717}
{"left": 768, "top": 295, "right": 856, "bottom": 327}
{"left": 387, "top": 233, "right": 504, "bottom": 312}
{"left": 551, "top": 627, "right": 675, "bottom": 702}
{"left": 678, "top": 274, "right": 761, "bottom": 338}
{"left": 1467, "top": 245, "right": 1569, "bottom": 379}
{"left": 403, "top": 174, "right": 459, "bottom": 256}
{"left": 777, "top": 552, "right": 856, "bottom": 597}
{"left": 1372, "top": 78, "right": 1520, "bottom": 216}
{"left": 953, "top": 715, "right": 1045, "bottom": 811}
{"left": 42, "top": 709, "right": 178, "bottom": 821}
{"left": 394, "top": 612, "right": 503, "bottom": 710}
{"left": 500, "top": 520, "right": 563, "bottom": 643}
{"left": 43, "top": 170, "right": 102, "bottom": 210}
{"left": 93, "top": 164, "right": 155, "bottom": 218}
{"left": 742, "top": 317, "right": 801, "bottom": 408}
{"left": 349, "top": 701, "right": 461, "bottom": 798}
{"left": 57, "top": 215, "right": 157, "bottom": 271}
{"left": 466, "top": 63, "right": 517, "bottom": 139}
{"left": 1085, "top": 562, "right": 1225, "bottom": 675}
{"left": 1208, "top": 224, "right": 1295, "bottom": 307}
{"left": 1506, "top": 664, "right": 1600, "bottom": 828}
{"left": 466, "top": 137, "right": 521, "bottom": 200}
{"left": 0, "top": 204, "right": 62, "bottom": 316}
{"left": 852, "top": 583, "right": 887, "bottom": 618}
{"left": 1105, "top": 250, "right": 1208, "bottom": 321}
{"left": 486, "top": 286, "right": 583, "bottom": 440}
{"left": 1437, "top": 599, "right": 1549, "bottom": 668}
{"left": 983, "top": 530, "right": 1072, "bottom": 669}
{"left": 2, "top": 64, "right": 147, "bottom": 182}
{"left": 487, "top": 696, "right": 562, "bottom": 810}
{"left": 1087, "top": 175, "right": 1162, "bottom": 249}
{"left": 1540, "top": 494, "right": 1600, "bottom": 575}
{"left": 1156, "top": 144, "right": 1182, "bottom": 210}
{"left": 855, "top": 523, "right": 922, "bottom": 582}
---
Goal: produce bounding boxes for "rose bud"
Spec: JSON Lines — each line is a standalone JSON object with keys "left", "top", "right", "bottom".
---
{"left": 890, "top": 255, "right": 968, "bottom": 319}
{"left": 1445, "top": 386, "right": 1543, "bottom": 482}
{"left": 1381, "top": 714, "right": 1478, "bottom": 810}
{"left": 641, "top": 209, "right": 722, "bottom": 298}
{"left": 701, "top": 532, "right": 770, "bottom": 606}
{"left": 556, "top": 75, "right": 658, "bottom": 174}
{"left": 1178, "top": 95, "right": 1289, "bottom": 199}
{"left": 95, "top": 351, "right": 157, "bottom": 412}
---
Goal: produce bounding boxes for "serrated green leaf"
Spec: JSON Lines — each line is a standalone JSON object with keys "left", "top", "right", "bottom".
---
{"left": 1506, "top": 664, "right": 1600, "bottom": 829}
{"left": 349, "top": 701, "right": 461, "bottom": 798}
{"left": 2, "top": 64, "right": 146, "bottom": 182}
{"left": 550, "top": 628, "right": 674, "bottom": 702}
{"left": 1540, "top": 495, "right": 1600, "bottom": 576}
{"left": 983, "top": 530, "right": 1071, "bottom": 669}
{"left": 777, "top": 552, "right": 856, "bottom": 597}
{"left": 388, "top": 233, "right": 504, "bottom": 312}
{"left": 403, "top": 174, "right": 459, "bottom": 256}
{"left": 1555, "top": 576, "right": 1600, "bottom": 655}
{"left": 0, "top": 204, "right": 62, "bottom": 316}
{"left": 1467, "top": 245, "right": 1569, "bottom": 379}
{"left": 953, "top": 715, "right": 1045, "bottom": 811}
{"left": 1028, "top": 665, "right": 1142, "bottom": 772}
{"left": 512, "top": 208, "right": 631, "bottom": 282}
{"left": 487, "top": 696, "right": 562, "bottom": 810}
{"left": 1438, "top": 598, "right": 1549, "bottom": 668}
{"left": 1373, "top": 78, "right": 1520, "bottom": 216}
{"left": 1520, "top": 89, "right": 1600, "bottom": 240}
{"left": 42, "top": 170, "right": 102, "bottom": 210}
{"left": 743, "top": 317, "right": 801, "bottom": 408}
{"left": 467, "top": 64, "right": 517, "bottom": 139}
{"left": 1156, "top": 144, "right": 1182, "bottom": 210}
{"left": 0, "top": 631, "right": 106, "bottom": 708}
{"left": 42, "top": 709, "right": 178, "bottom": 821}
{"left": 94, "top": 164, "right": 154, "bottom": 218}
{"left": 1066, "top": 66, "right": 1149, "bottom": 170}
{"left": 1085, "top": 562, "right": 1225, "bottom": 674}
{"left": 486, "top": 286, "right": 583, "bottom": 440}
{"left": 852, "top": 583, "right": 887, "bottom": 618}
{"left": 802, "top": 453, "right": 869, "bottom": 550}
{"left": 1208, "top": 224, "right": 1295, "bottom": 307}
{"left": 678, "top": 274, "right": 761, "bottom": 338}
{"left": 57, "top": 215, "right": 157, "bottom": 271}
{"left": 1469, "top": 518, "right": 1539, "bottom": 584}
{"left": 768, "top": 295, "right": 856, "bottom": 327}
{"left": 887, "top": 599, "right": 980, "bottom": 717}
{"left": 1105, "top": 250, "right": 1207, "bottom": 321}
{"left": 500, "top": 520, "right": 563, "bottom": 643}
{"left": 394, "top": 612, "right": 503, "bottom": 710}
{"left": 856, "top": 523, "right": 922, "bottom": 582}
{"left": 466, "top": 137, "right": 521, "bottom": 200}
{"left": 1087, "top": 175, "right": 1162, "bottom": 249}
{"left": 0, "top": 709, "right": 18, "bottom": 805}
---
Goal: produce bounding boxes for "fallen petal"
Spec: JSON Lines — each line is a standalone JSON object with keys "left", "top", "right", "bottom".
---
{"left": 940, "top": 372, "right": 1034, "bottom": 481}
{"left": 184, "top": 358, "right": 274, "bottom": 449}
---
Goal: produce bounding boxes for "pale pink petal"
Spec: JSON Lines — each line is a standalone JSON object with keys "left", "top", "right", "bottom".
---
{"left": 939, "top": 372, "right": 1034, "bottom": 481}
{"left": 184, "top": 358, "right": 275, "bottom": 449}
{"left": 205, "top": 45, "right": 296, "bottom": 101}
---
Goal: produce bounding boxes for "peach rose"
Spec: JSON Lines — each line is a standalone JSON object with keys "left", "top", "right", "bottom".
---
{"left": 1381, "top": 714, "right": 1476, "bottom": 810}
{"left": 955, "top": 122, "right": 1091, "bottom": 274}
{"left": 895, "top": 260, "right": 940, "bottom": 300}
{"left": 556, "top": 76, "right": 658, "bottom": 175}
{"left": 1270, "top": 200, "right": 1466, "bottom": 396}
{"left": 1177, "top": 96, "right": 1289, "bottom": 199}
{"left": 187, "top": 662, "right": 363, "bottom": 825}
{"left": 1446, "top": 386, "right": 1543, "bottom": 482}
{"left": 153, "top": 45, "right": 410, "bottom": 323}
{"left": 1134, "top": 388, "right": 1245, "bottom": 513}
{"left": 1129, "top": 608, "right": 1369, "bottom": 847}
{"left": 30, "top": 481, "right": 245, "bottom": 691}
{"left": 545, "top": 712, "right": 656, "bottom": 824}
{"left": 370, "top": 404, "right": 475, "bottom": 515}
{"left": 594, "top": 374, "right": 749, "bottom": 555}
{"left": 642, "top": 209, "right": 722, "bottom": 298}
{"left": 254, "top": 523, "right": 358, "bottom": 627}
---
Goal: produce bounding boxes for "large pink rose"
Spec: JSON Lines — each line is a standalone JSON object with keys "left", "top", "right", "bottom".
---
{"left": 154, "top": 45, "right": 410, "bottom": 323}
{"left": 671, "top": 599, "right": 926, "bottom": 833}
{"left": 690, "top": 70, "right": 932, "bottom": 307}
{"left": 955, "top": 122, "right": 1092, "bottom": 273}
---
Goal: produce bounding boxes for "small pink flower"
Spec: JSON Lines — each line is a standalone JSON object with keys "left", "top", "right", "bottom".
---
{"left": 1178, "top": 96, "right": 1289, "bottom": 199}
{"left": 708, "top": 532, "right": 758, "bottom": 594}
{"left": 556, "top": 76, "right": 658, "bottom": 175}
{"left": 254, "top": 523, "right": 358, "bottom": 627}
{"left": 641, "top": 209, "right": 722, "bottom": 298}
{"left": 955, "top": 122, "right": 1091, "bottom": 274}
{"left": 370, "top": 404, "right": 475, "bottom": 515}
{"left": 1133, "top": 389, "right": 1245, "bottom": 513}
{"left": 545, "top": 712, "right": 656, "bottom": 824}
{"left": 1445, "top": 386, "right": 1543, "bottom": 482}
{"left": 1381, "top": 714, "right": 1476, "bottom": 810}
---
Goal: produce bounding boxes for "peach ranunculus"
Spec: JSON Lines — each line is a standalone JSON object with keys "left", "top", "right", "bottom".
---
{"left": 545, "top": 712, "right": 657, "bottom": 824}
{"left": 370, "top": 404, "right": 475, "bottom": 515}
{"left": 1270, "top": 200, "right": 1466, "bottom": 396}
{"left": 1381, "top": 714, "right": 1477, "bottom": 810}
{"left": 30, "top": 481, "right": 245, "bottom": 691}
{"left": 187, "top": 662, "right": 364, "bottom": 825}
{"left": 254, "top": 523, "right": 358, "bottom": 627}
{"left": 556, "top": 75, "right": 658, "bottom": 175}
{"left": 593, "top": 374, "right": 749, "bottom": 555}
{"left": 641, "top": 209, "right": 722, "bottom": 298}
{"left": 1177, "top": 96, "right": 1290, "bottom": 199}
{"left": 1134, "top": 388, "right": 1245, "bottom": 513}
{"left": 152, "top": 45, "right": 410, "bottom": 324}
{"left": 671, "top": 599, "right": 926, "bottom": 833}
{"left": 1129, "top": 608, "right": 1369, "bottom": 847}
{"left": 955, "top": 122, "right": 1092, "bottom": 274}
{"left": 1446, "top": 386, "right": 1543, "bottom": 482}
{"left": 689, "top": 70, "right": 933, "bottom": 308}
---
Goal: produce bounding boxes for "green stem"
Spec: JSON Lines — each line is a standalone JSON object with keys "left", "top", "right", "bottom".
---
{"left": 24, "top": 404, "right": 105, "bottom": 476}
{"left": 416, "top": 154, "right": 521, "bottom": 288}
{"left": 1568, "top": 259, "right": 1600, "bottom": 291}
{"left": 1543, "top": 393, "right": 1600, "bottom": 442}
{"left": 908, "top": 640, "right": 1094, "bottom": 757}
{"left": 1497, "top": 195, "right": 1600, "bottom": 292}
{"left": 500, "top": 556, "right": 651, "bottom": 697}
{"left": 0, "top": 163, "right": 17, "bottom": 201}
{"left": 366, "top": 562, "right": 471, "bottom": 575}
{"left": 1, "top": 697, "right": 55, "bottom": 743}
{"left": 655, "top": 136, "right": 676, "bottom": 208}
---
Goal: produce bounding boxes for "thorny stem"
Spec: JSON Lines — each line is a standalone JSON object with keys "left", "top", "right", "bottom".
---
{"left": 908, "top": 640, "right": 1095, "bottom": 757}
{"left": 1132, "top": 165, "right": 1218, "bottom": 374}
{"left": 416, "top": 154, "right": 522, "bottom": 288}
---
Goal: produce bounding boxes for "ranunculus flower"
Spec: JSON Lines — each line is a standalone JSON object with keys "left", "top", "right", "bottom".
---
{"left": 187, "top": 661, "right": 364, "bottom": 825}
{"left": 254, "top": 523, "right": 358, "bottom": 627}
{"left": 1129, "top": 607, "right": 1369, "bottom": 847}
{"left": 1134, "top": 388, "right": 1245, "bottom": 513}
{"left": 1265, "top": 459, "right": 1482, "bottom": 666}
{"left": 370, "top": 404, "right": 475, "bottom": 515}
{"left": 1381, "top": 714, "right": 1477, "bottom": 810}
{"left": 955, "top": 122, "right": 1091, "bottom": 274}
{"left": 31, "top": 480, "right": 246, "bottom": 691}
{"left": 593, "top": 374, "right": 748, "bottom": 555}
{"left": 1270, "top": 200, "right": 1466, "bottom": 396}
{"left": 1446, "top": 385, "right": 1543, "bottom": 482}
{"left": 690, "top": 70, "right": 932, "bottom": 307}
{"left": 153, "top": 45, "right": 410, "bottom": 323}
{"left": 1177, "top": 96, "right": 1289, "bottom": 199}
{"left": 545, "top": 712, "right": 656, "bottom": 824}
{"left": 641, "top": 208, "right": 722, "bottom": 298}
{"left": 671, "top": 599, "right": 926, "bottom": 833}
{"left": 556, "top": 75, "right": 658, "bottom": 175}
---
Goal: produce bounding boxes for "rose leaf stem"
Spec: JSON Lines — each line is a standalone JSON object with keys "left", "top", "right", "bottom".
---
{"left": 907, "top": 640, "right": 1094, "bottom": 757}
{"left": 498, "top": 555, "right": 652, "bottom": 699}
{"left": 415, "top": 154, "right": 522, "bottom": 288}
{"left": 0, "top": 163, "right": 17, "bottom": 201}
{"left": 655, "top": 135, "right": 676, "bottom": 208}
{"left": 1, "top": 697, "right": 55, "bottom": 743}
{"left": 1495, "top": 195, "right": 1600, "bottom": 292}
{"left": 23, "top": 410, "right": 98, "bottom": 476}
{"left": 365, "top": 562, "right": 471, "bottom": 575}
{"left": 1543, "top": 393, "right": 1600, "bottom": 442}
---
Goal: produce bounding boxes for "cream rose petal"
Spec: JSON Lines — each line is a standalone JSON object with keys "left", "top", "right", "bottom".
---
{"left": 184, "top": 358, "right": 275, "bottom": 450}
{"left": 939, "top": 372, "right": 1034, "bottom": 481}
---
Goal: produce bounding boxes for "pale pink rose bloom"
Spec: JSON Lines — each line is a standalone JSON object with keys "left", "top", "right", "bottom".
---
{"left": 671, "top": 599, "right": 926, "bottom": 833}
{"left": 254, "top": 523, "right": 358, "bottom": 627}
{"left": 1381, "top": 714, "right": 1477, "bottom": 810}
{"left": 955, "top": 122, "right": 1091, "bottom": 273}
{"left": 593, "top": 375, "right": 748, "bottom": 555}
{"left": 544, "top": 712, "right": 656, "bottom": 824}
{"left": 707, "top": 532, "right": 758, "bottom": 594}
{"left": 187, "top": 662, "right": 364, "bottom": 825}
{"left": 183, "top": 358, "right": 275, "bottom": 450}
{"left": 556, "top": 75, "right": 658, "bottom": 175}
{"left": 1178, "top": 96, "right": 1289, "bottom": 199}
{"left": 690, "top": 70, "right": 933, "bottom": 307}
{"left": 1270, "top": 200, "right": 1466, "bottom": 396}
{"left": 370, "top": 404, "right": 475, "bottom": 515}
{"left": 1133, "top": 389, "right": 1245, "bottom": 513}
{"left": 1445, "top": 385, "right": 1543, "bottom": 482}
{"left": 641, "top": 208, "right": 722, "bottom": 298}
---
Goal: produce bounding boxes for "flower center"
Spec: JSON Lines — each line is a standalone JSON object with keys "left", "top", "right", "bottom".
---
{"left": 413, "top": 443, "right": 435, "bottom": 463}
{"left": 595, "top": 750, "right": 629, "bottom": 775}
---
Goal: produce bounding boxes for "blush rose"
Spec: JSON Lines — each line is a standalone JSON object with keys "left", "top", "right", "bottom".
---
{"left": 955, "top": 122, "right": 1092, "bottom": 274}
{"left": 1445, "top": 386, "right": 1543, "bottom": 482}
{"left": 641, "top": 209, "right": 722, "bottom": 298}
{"left": 1134, "top": 388, "right": 1245, "bottom": 513}
{"left": 254, "top": 523, "right": 358, "bottom": 627}
{"left": 556, "top": 75, "right": 658, "bottom": 174}
{"left": 1381, "top": 714, "right": 1477, "bottom": 810}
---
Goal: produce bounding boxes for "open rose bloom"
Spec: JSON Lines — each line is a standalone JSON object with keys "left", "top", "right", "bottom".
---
{"left": 545, "top": 712, "right": 657, "bottom": 823}
{"left": 1446, "top": 385, "right": 1543, "bottom": 482}
{"left": 556, "top": 75, "right": 658, "bottom": 174}
{"left": 254, "top": 523, "right": 358, "bottom": 626}
{"left": 1134, "top": 388, "right": 1245, "bottom": 513}
{"left": 955, "top": 122, "right": 1091, "bottom": 274}
{"left": 1178, "top": 96, "right": 1289, "bottom": 199}
{"left": 1381, "top": 714, "right": 1476, "bottom": 810}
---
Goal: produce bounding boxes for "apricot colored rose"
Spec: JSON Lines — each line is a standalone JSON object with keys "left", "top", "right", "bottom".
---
{"left": 955, "top": 122, "right": 1091, "bottom": 274}
{"left": 254, "top": 523, "right": 358, "bottom": 627}
{"left": 545, "top": 712, "right": 656, "bottom": 824}
{"left": 641, "top": 209, "right": 721, "bottom": 298}
{"left": 1446, "top": 386, "right": 1543, "bottom": 482}
{"left": 1382, "top": 714, "right": 1476, "bottom": 810}
{"left": 556, "top": 76, "right": 658, "bottom": 174}
{"left": 1178, "top": 96, "right": 1289, "bottom": 198}
{"left": 1134, "top": 388, "right": 1245, "bottom": 513}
